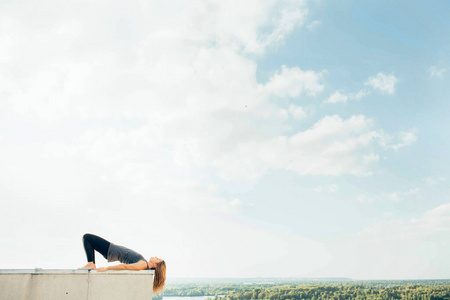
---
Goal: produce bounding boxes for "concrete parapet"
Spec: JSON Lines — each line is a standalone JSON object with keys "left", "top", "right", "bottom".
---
{"left": 0, "top": 269, "right": 154, "bottom": 300}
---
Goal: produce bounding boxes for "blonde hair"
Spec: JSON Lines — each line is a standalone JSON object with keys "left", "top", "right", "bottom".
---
{"left": 153, "top": 260, "right": 166, "bottom": 294}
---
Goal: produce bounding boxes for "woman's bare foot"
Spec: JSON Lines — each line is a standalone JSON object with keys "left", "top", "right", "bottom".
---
{"left": 78, "top": 262, "right": 96, "bottom": 270}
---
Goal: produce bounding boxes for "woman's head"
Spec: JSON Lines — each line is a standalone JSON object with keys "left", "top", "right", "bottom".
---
{"left": 151, "top": 257, "right": 166, "bottom": 294}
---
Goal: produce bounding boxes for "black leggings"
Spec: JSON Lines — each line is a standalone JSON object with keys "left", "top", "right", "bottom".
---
{"left": 83, "top": 234, "right": 111, "bottom": 263}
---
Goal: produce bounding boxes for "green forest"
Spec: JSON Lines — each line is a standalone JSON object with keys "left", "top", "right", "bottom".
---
{"left": 161, "top": 280, "right": 450, "bottom": 300}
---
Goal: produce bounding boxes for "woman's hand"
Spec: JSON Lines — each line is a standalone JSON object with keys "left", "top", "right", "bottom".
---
{"left": 96, "top": 267, "right": 108, "bottom": 272}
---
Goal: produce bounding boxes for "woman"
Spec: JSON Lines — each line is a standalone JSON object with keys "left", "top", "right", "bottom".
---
{"left": 79, "top": 233, "right": 166, "bottom": 294}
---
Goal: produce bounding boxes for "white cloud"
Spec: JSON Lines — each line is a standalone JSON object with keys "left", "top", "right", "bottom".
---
{"left": 364, "top": 72, "right": 398, "bottom": 94}
{"left": 288, "top": 105, "right": 308, "bottom": 120}
{"left": 377, "top": 128, "right": 418, "bottom": 151}
{"left": 183, "top": 0, "right": 308, "bottom": 54}
{"left": 260, "top": 1, "right": 309, "bottom": 52}
{"left": 397, "top": 130, "right": 418, "bottom": 147}
{"left": 327, "top": 91, "right": 348, "bottom": 104}
{"left": 428, "top": 66, "right": 446, "bottom": 79}
{"left": 192, "top": 114, "right": 407, "bottom": 181}
{"left": 388, "top": 187, "right": 420, "bottom": 202}
{"left": 321, "top": 203, "right": 450, "bottom": 279}
{"left": 1, "top": 0, "right": 310, "bottom": 122}
{"left": 44, "top": 113, "right": 412, "bottom": 185}
{"left": 382, "top": 211, "right": 394, "bottom": 218}
{"left": 362, "top": 203, "right": 450, "bottom": 239}
{"left": 264, "top": 65, "right": 325, "bottom": 98}
{"left": 424, "top": 176, "right": 446, "bottom": 186}
{"left": 326, "top": 89, "right": 369, "bottom": 104}
{"left": 357, "top": 187, "right": 420, "bottom": 204}
{"left": 351, "top": 89, "right": 370, "bottom": 100}
{"left": 281, "top": 115, "right": 382, "bottom": 176}
{"left": 356, "top": 194, "right": 375, "bottom": 203}
{"left": 307, "top": 20, "right": 321, "bottom": 31}
{"left": 314, "top": 184, "right": 339, "bottom": 194}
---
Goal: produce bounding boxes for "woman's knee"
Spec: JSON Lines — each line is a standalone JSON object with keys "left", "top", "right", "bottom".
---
{"left": 83, "top": 233, "right": 94, "bottom": 242}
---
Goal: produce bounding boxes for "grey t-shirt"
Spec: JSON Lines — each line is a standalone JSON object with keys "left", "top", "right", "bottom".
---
{"left": 107, "top": 243, "right": 147, "bottom": 264}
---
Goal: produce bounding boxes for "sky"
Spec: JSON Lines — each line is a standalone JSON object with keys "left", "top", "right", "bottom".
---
{"left": 1, "top": 0, "right": 450, "bottom": 280}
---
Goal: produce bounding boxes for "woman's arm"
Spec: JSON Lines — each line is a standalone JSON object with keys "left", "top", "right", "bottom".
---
{"left": 97, "top": 260, "right": 147, "bottom": 272}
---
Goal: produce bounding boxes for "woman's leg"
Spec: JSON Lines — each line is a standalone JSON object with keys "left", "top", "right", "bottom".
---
{"left": 79, "top": 233, "right": 111, "bottom": 269}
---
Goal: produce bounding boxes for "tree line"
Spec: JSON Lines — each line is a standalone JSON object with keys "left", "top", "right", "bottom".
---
{"left": 161, "top": 281, "right": 450, "bottom": 300}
